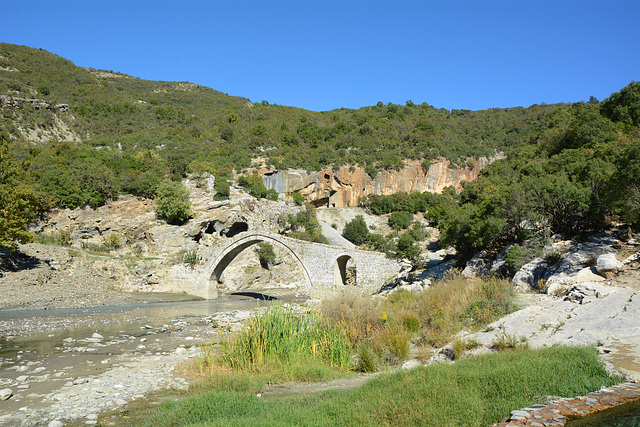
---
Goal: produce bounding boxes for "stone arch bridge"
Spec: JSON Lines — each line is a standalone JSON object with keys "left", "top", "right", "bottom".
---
{"left": 167, "top": 232, "right": 402, "bottom": 299}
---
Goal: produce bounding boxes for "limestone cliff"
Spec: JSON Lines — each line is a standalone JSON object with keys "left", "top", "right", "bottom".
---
{"left": 262, "top": 158, "right": 491, "bottom": 207}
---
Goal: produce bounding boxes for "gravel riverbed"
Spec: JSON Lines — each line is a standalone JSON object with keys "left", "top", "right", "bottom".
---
{"left": 0, "top": 301, "right": 263, "bottom": 426}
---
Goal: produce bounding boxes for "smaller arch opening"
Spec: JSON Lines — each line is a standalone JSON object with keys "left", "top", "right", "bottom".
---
{"left": 335, "top": 255, "right": 356, "bottom": 286}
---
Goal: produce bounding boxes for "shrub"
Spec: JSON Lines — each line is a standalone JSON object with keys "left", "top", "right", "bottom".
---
{"left": 504, "top": 245, "right": 524, "bottom": 274}
{"left": 289, "top": 192, "right": 305, "bottom": 205}
{"left": 395, "top": 232, "right": 420, "bottom": 262}
{"left": 388, "top": 211, "right": 413, "bottom": 230}
{"left": 213, "top": 178, "right": 230, "bottom": 200}
{"left": 155, "top": 179, "right": 191, "bottom": 224}
{"left": 238, "top": 174, "right": 277, "bottom": 200}
{"left": 256, "top": 242, "right": 276, "bottom": 269}
{"left": 544, "top": 250, "right": 563, "bottom": 266}
{"left": 284, "top": 204, "right": 329, "bottom": 243}
{"left": 342, "top": 215, "right": 370, "bottom": 245}
{"left": 102, "top": 233, "right": 121, "bottom": 250}
{"left": 183, "top": 250, "right": 201, "bottom": 268}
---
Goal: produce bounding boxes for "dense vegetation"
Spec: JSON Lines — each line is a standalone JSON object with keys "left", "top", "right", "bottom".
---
{"left": 424, "top": 91, "right": 640, "bottom": 263}
{"left": 122, "top": 277, "right": 617, "bottom": 426}
{"left": 1, "top": 43, "right": 569, "bottom": 208}
{"left": 127, "top": 346, "right": 619, "bottom": 427}
{"left": 350, "top": 83, "right": 640, "bottom": 265}
{"left": 1, "top": 42, "right": 567, "bottom": 177}
{"left": 196, "top": 272, "right": 516, "bottom": 378}
{"left": 0, "top": 133, "right": 45, "bottom": 251}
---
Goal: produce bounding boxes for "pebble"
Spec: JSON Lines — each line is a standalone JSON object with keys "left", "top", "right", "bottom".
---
{"left": 0, "top": 389, "right": 12, "bottom": 401}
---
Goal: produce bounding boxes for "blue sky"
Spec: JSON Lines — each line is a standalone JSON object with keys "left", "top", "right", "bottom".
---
{"left": 3, "top": 1, "right": 639, "bottom": 112}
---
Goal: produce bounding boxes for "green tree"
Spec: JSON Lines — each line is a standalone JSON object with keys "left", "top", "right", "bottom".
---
{"left": 0, "top": 135, "right": 45, "bottom": 251}
{"left": 238, "top": 174, "right": 277, "bottom": 200}
{"left": 600, "top": 81, "right": 640, "bottom": 127}
{"left": 37, "top": 84, "right": 50, "bottom": 96}
{"left": 213, "top": 178, "right": 230, "bottom": 201}
{"left": 285, "top": 204, "right": 329, "bottom": 244}
{"left": 395, "top": 233, "right": 420, "bottom": 263}
{"left": 343, "top": 215, "right": 370, "bottom": 245}
{"left": 155, "top": 179, "right": 191, "bottom": 224}
{"left": 256, "top": 242, "right": 276, "bottom": 269}
{"left": 389, "top": 211, "right": 413, "bottom": 230}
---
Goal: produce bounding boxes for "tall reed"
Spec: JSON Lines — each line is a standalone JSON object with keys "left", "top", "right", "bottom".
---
{"left": 215, "top": 304, "right": 351, "bottom": 373}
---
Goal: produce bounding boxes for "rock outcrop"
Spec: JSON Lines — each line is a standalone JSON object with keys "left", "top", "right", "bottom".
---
{"left": 262, "top": 158, "right": 491, "bottom": 207}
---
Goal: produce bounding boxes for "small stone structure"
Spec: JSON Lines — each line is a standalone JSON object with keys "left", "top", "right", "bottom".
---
{"left": 166, "top": 232, "right": 402, "bottom": 299}
{"left": 492, "top": 381, "right": 640, "bottom": 426}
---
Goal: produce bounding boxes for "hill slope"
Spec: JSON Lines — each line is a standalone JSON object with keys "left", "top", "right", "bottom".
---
{"left": 1, "top": 42, "right": 569, "bottom": 176}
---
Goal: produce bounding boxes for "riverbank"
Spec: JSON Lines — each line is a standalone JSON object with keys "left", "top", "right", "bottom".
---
{"left": 0, "top": 243, "right": 206, "bottom": 312}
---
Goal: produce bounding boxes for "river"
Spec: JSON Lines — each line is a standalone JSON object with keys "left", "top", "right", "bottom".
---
{"left": 0, "top": 296, "right": 281, "bottom": 426}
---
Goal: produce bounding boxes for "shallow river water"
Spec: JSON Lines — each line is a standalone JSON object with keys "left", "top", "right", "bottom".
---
{"left": 0, "top": 296, "right": 279, "bottom": 425}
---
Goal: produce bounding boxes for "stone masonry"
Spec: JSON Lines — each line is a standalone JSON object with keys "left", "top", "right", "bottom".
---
{"left": 166, "top": 232, "right": 403, "bottom": 299}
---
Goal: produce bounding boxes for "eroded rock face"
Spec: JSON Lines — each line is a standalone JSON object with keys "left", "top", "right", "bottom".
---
{"left": 262, "top": 158, "right": 491, "bottom": 207}
{"left": 512, "top": 257, "right": 548, "bottom": 292}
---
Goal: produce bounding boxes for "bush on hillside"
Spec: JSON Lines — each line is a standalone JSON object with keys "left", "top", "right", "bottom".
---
{"left": 342, "top": 215, "right": 370, "bottom": 245}
{"left": 256, "top": 242, "right": 276, "bottom": 269}
{"left": 238, "top": 174, "right": 278, "bottom": 200}
{"left": 155, "top": 179, "right": 191, "bottom": 224}
{"left": 388, "top": 211, "right": 413, "bottom": 230}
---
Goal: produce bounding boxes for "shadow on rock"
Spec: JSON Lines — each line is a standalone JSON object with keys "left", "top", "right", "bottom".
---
{"left": 0, "top": 248, "right": 42, "bottom": 273}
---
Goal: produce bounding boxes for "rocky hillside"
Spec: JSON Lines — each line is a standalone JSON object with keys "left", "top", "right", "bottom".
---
{"left": 0, "top": 178, "right": 323, "bottom": 310}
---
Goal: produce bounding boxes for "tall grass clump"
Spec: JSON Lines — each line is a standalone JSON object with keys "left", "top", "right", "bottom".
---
{"left": 214, "top": 305, "right": 351, "bottom": 374}
{"left": 321, "top": 292, "right": 381, "bottom": 344}
{"left": 417, "top": 270, "right": 517, "bottom": 346}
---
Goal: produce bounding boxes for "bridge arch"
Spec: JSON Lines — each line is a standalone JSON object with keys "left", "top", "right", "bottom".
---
{"left": 209, "top": 233, "right": 313, "bottom": 288}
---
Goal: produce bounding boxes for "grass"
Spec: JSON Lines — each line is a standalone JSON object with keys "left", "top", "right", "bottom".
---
{"left": 316, "top": 271, "right": 517, "bottom": 370}
{"left": 201, "top": 305, "right": 352, "bottom": 376}
{"left": 121, "top": 346, "right": 622, "bottom": 426}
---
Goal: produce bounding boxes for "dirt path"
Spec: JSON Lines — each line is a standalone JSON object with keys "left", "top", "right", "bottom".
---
{"left": 260, "top": 373, "right": 381, "bottom": 399}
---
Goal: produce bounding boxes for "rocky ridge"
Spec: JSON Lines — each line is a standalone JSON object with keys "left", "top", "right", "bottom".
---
{"left": 262, "top": 158, "right": 492, "bottom": 207}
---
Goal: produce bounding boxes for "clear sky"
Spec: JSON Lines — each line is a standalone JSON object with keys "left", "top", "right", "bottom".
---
{"left": 3, "top": 1, "right": 639, "bottom": 112}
